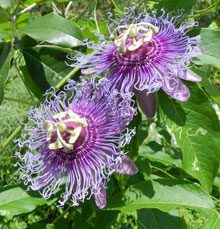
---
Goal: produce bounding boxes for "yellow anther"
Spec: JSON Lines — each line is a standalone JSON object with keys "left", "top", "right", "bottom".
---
{"left": 53, "top": 111, "right": 67, "bottom": 120}
{"left": 129, "top": 26, "right": 138, "bottom": 38}
{"left": 69, "top": 126, "right": 82, "bottom": 144}
{"left": 56, "top": 122, "right": 66, "bottom": 132}
{"left": 110, "top": 34, "right": 115, "bottom": 39}
{"left": 143, "top": 29, "right": 153, "bottom": 42}
{"left": 43, "top": 110, "right": 88, "bottom": 150}
{"left": 49, "top": 140, "right": 63, "bottom": 150}
{"left": 128, "top": 39, "right": 144, "bottom": 51}
{"left": 44, "top": 122, "right": 55, "bottom": 141}
{"left": 67, "top": 110, "right": 88, "bottom": 127}
{"left": 111, "top": 22, "right": 159, "bottom": 53}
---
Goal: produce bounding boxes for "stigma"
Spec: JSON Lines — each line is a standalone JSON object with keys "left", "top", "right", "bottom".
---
{"left": 110, "top": 22, "right": 159, "bottom": 53}
{"left": 43, "top": 110, "right": 88, "bottom": 150}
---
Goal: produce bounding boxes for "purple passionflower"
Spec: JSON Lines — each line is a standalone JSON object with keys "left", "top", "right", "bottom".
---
{"left": 15, "top": 79, "right": 137, "bottom": 208}
{"left": 73, "top": 8, "right": 202, "bottom": 118}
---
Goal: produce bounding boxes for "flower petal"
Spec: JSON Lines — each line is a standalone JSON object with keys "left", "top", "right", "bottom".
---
{"left": 81, "top": 68, "right": 96, "bottom": 74}
{"left": 114, "top": 155, "right": 138, "bottom": 175}
{"left": 179, "top": 70, "right": 202, "bottom": 82}
{"left": 162, "top": 77, "right": 190, "bottom": 101}
{"left": 94, "top": 183, "right": 106, "bottom": 209}
{"left": 134, "top": 89, "right": 158, "bottom": 118}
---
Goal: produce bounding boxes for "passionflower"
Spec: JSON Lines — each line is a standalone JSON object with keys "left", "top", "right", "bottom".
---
{"left": 73, "top": 9, "right": 202, "bottom": 117}
{"left": 15, "top": 79, "right": 137, "bottom": 208}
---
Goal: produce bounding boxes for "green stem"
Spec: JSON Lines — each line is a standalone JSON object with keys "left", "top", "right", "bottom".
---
{"left": 195, "top": 3, "right": 216, "bottom": 13}
{"left": 35, "top": 44, "right": 75, "bottom": 54}
{"left": 16, "top": 3, "right": 37, "bottom": 17}
{"left": 52, "top": 206, "right": 71, "bottom": 224}
{"left": 0, "top": 118, "right": 28, "bottom": 151}
{"left": 55, "top": 66, "right": 80, "bottom": 90}
{"left": 111, "top": 0, "right": 123, "bottom": 16}
{"left": 194, "top": 2, "right": 219, "bottom": 18}
{"left": 93, "top": 0, "right": 100, "bottom": 33}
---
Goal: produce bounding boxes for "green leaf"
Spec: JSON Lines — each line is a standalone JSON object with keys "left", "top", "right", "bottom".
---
{"left": 0, "top": 8, "right": 10, "bottom": 23}
{"left": 19, "top": 63, "right": 44, "bottom": 99}
{"left": 191, "top": 65, "right": 220, "bottom": 106}
{"left": 156, "top": 0, "right": 196, "bottom": 13}
{"left": 199, "top": 211, "right": 220, "bottom": 229}
{"left": 93, "top": 210, "right": 119, "bottom": 229}
{"left": 0, "top": 42, "right": 14, "bottom": 104}
{"left": 137, "top": 209, "right": 184, "bottom": 229}
{"left": 125, "top": 109, "right": 142, "bottom": 158}
{"left": 159, "top": 84, "right": 220, "bottom": 192}
{"left": 19, "top": 13, "right": 83, "bottom": 48}
{"left": 24, "top": 0, "right": 46, "bottom": 4}
{"left": 0, "top": 21, "right": 11, "bottom": 34}
{"left": 139, "top": 145, "right": 182, "bottom": 168}
{"left": 107, "top": 179, "right": 215, "bottom": 213}
{"left": 0, "top": 28, "right": 9, "bottom": 40}
{"left": 21, "top": 47, "right": 78, "bottom": 98}
{"left": 73, "top": 201, "right": 119, "bottom": 229}
{"left": 0, "top": 0, "right": 17, "bottom": 13}
{"left": 0, "top": 185, "right": 56, "bottom": 219}
{"left": 199, "top": 29, "right": 220, "bottom": 69}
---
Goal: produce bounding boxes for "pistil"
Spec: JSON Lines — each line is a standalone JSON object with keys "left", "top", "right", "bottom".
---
{"left": 110, "top": 22, "right": 159, "bottom": 53}
{"left": 43, "top": 110, "right": 88, "bottom": 150}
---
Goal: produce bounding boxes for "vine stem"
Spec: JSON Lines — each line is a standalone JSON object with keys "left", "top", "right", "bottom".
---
{"left": 194, "top": 1, "right": 220, "bottom": 18}
{"left": 0, "top": 65, "right": 80, "bottom": 151}
{"left": 93, "top": 0, "right": 100, "bottom": 33}
{"left": 111, "top": 0, "right": 123, "bottom": 16}
{"left": 0, "top": 118, "right": 28, "bottom": 151}
{"left": 55, "top": 66, "right": 80, "bottom": 90}
{"left": 52, "top": 206, "right": 71, "bottom": 224}
{"left": 17, "top": 3, "right": 37, "bottom": 16}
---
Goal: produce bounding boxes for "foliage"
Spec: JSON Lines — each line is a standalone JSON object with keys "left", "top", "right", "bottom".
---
{"left": 0, "top": 0, "right": 220, "bottom": 228}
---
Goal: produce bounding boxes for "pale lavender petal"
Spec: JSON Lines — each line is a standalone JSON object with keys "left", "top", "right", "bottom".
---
{"left": 81, "top": 68, "right": 96, "bottom": 74}
{"left": 134, "top": 89, "right": 157, "bottom": 118}
{"left": 191, "top": 47, "right": 203, "bottom": 57}
{"left": 114, "top": 155, "right": 138, "bottom": 175}
{"left": 179, "top": 69, "right": 202, "bottom": 82}
{"left": 94, "top": 183, "right": 106, "bottom": 209}
{"left": 163, "top": 77, "right": 190, "bottom": 101}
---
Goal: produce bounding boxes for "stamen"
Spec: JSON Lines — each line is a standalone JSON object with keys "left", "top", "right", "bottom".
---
{"left": 110, "top": 22, "right": 159, "bottom": 53}
{"left": 43, "top": 110, "right": 88, "bottom": 150}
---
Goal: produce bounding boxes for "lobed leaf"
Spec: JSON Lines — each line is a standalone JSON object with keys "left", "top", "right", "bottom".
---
{"left": 159, "top": 84, "right": 220, "bottom": 192}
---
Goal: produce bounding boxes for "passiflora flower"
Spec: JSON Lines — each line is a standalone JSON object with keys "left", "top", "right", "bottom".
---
{"left": 15, "top": 79, "right": 137, "bottom": 208}
{"left": 72, "top": 8, "right": 202, "bottom": 118}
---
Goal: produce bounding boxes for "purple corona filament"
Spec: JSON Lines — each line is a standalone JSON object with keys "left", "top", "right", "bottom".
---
{"left": 15, "top": 79, "right": 137, "bottom": 208}
{"left": 72, "top": 9, "right": 202, "bottom": 118}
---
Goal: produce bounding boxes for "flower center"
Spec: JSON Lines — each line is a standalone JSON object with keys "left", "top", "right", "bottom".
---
{"left": 43, "top": 110, "right": 88, "bottom": 150}
{"left": 110, "top": 22, "right": 159, "bottom": 53}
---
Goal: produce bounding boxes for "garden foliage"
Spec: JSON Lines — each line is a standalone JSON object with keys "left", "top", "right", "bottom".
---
{"left": 0, "top": 0, "right": 219, "bottom": 228}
